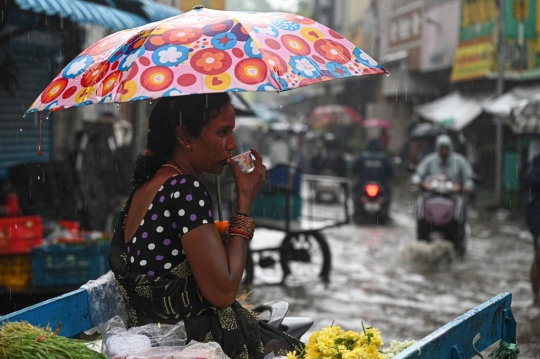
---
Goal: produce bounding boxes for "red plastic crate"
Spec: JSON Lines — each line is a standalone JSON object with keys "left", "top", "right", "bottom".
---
{"left": 0, "top": 216, "right": 43, "bottom": 254}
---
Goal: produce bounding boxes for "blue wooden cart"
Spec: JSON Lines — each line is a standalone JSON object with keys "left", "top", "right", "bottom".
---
{"left": 0, "top": 287, "right": 518, "bottom": 359}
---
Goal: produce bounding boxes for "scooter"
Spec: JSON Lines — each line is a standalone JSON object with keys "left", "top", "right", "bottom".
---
{"left": 254, "top": 301, "right": 314, "bottom": 339}
{"left": 415, "top": 174, "right": 467, "bottom": 256}
{"left": 353, "top": 181, "right": 389, "bottom": 224}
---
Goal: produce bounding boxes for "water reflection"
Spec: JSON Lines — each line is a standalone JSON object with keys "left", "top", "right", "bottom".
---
{"left": 242, "top": 188, "right": 540, "bottom": 356}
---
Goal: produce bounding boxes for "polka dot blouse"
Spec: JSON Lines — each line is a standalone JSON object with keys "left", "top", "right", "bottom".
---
{"left": 126, "top": 174, "right": 214, "bottom": 277}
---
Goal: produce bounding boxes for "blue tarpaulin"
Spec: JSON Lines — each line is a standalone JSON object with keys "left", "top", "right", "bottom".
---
{"left": 14, "top": 0, "right": 147, "bottom": 31}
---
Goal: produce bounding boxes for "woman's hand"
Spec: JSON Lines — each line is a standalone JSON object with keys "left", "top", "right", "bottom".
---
{"left": 228, "top": 148, "right": 266, "bottom": 214}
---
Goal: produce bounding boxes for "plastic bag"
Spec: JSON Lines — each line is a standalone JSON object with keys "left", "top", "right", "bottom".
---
{"left": 81, "top": 271, "right": 128, "bottom": 334}
{"left": 111, "top": 340, "right": 228, "bottom": 359}
{"left": 101, "top": 317, "right": 187, "bottom": 357}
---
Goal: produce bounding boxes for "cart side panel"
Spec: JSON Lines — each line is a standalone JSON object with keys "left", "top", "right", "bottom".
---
{"left": 393, "top": 292, "right": 514, "bottom": 359}
{"left": 0, "top": 288, "right": 91, "bottom": 337}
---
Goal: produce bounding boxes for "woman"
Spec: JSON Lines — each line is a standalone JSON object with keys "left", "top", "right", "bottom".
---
{"left": 109, "top": 93, "right": 302, "bottom": 359}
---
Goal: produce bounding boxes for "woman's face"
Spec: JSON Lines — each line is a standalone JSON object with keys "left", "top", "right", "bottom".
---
{"left": 190, "top": 103, "right": 238, "bottom": 176}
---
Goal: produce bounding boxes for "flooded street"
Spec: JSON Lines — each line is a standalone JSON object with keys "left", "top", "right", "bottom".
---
{"left": 241, "top": 186, "right": 540, "bottom": 358}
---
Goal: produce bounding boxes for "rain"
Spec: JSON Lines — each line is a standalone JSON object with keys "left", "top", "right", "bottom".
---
{"left": 0, "top": 0, "right": 539, "bottom": 358}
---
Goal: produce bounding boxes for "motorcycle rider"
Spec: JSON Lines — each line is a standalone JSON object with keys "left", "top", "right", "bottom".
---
{"left": 351, "top": 138, "right": 393, "bottom": 219}
{"left": 411, "top": 134, "right": 475, "bottom": 192}
{"left": 411, "top": 134, "right": 474, "bottom": 253}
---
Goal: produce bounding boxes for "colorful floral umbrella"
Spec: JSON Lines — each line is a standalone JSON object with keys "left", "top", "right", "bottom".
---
{"left": 308, "top": 104, "right": 363, "bottom": 129}
{"left": 362, "top": 118, "right": 393, "bottom": 129}
{"left": 25, "top": 6, "right": 386, "bottom": 116}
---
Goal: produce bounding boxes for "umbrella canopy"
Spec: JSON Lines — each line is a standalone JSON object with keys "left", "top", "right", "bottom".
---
{"left": 25, "top": 6, "right": 386, "bottom": 116}
{"left": 307, "top": 104, "right": 362, "bottom": 128}
{"left": 362, "top": 118, "right": 392, "bottom": 129}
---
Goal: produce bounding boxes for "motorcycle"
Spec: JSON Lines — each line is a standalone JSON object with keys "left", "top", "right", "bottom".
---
{"left": 352, "top": 180, "right": 390, "bottom": 224}
{"left": 415, "top": 174, "right": 467, "bottom": 256}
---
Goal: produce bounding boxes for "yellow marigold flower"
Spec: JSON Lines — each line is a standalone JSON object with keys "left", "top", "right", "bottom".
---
{"left": 286, "top": 350, "right": 298, "bottom": 359}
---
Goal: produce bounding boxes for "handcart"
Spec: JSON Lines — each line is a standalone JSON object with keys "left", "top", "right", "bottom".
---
{"left": 0, "top": 283, "right": 519, "bottom": 359}
{"left": 244, "top": 165, "right": 351, "bottom": 285}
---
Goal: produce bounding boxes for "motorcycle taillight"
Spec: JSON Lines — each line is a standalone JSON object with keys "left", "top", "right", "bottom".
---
{"left": 365, "top": 184, "right": 380, "bottom": 197}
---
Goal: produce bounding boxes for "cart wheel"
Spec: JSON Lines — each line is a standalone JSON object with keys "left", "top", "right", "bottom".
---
{"left": 280, "top": 231, "right": 331, "bottom": 284}
{"left": 242, "top": 245, "right": 254, "bottom": 284}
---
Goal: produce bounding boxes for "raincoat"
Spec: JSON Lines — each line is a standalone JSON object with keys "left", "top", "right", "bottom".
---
{"left": 411, "top": 134, "right": 475, "bottom": 190}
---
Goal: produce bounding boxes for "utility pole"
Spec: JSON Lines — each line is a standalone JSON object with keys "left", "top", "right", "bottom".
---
{"left": 495, "top": 0, "right": 505, "bottom": 206}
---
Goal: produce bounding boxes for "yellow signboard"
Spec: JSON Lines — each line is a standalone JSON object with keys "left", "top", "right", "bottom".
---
{"left": 451, "top": 39, "right": 495, "bottom": 82}
{"left": 180, "top": 0, "right": 226, "bottom": 12}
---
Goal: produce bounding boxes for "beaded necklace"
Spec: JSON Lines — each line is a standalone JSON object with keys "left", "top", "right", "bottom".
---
{"left": 161, "top": 163, "right": 184, "bottom": 174}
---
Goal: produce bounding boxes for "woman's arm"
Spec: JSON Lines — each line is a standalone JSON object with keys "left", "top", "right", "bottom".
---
{"left": 182, "top": 149, "right": 266, "bottom": 308}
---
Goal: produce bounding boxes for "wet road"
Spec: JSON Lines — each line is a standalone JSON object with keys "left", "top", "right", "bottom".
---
{"left": 240, "top": 186, "right": 540, "bottom": 358}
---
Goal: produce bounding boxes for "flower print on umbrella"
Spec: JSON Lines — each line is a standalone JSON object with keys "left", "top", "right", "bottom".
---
{"left": 204, "top": 73, "right": 232, "bottom": 91}
{"left": 212, "top": 32, "right": 238, "bottom": 51}
{"left": 353, "top": 47, "right": 382, "bottom": 68}
{"left": 190, "top": 48, "right": 232, "bottom": 75}
{"left": 252, "top": 24, "right": 280, "bottom": 38}
{"left": 300, "top": 27, "right": 325, "bottom": 43}
{"left": 82, "top": 34, "right": 130, "bottom": 56}
{"left": 26, "top": 7, "right": 386, "bottom": 115}
{"left": 281, "top": 13, "right": 316, "bottom": 25}
{"left": 326, "top": 62, "right": 351, "bottom": 78}
{"left": 40, "top": 78, "right": 68, "bottom": 104}
{"left": 80, "top": 61, "right": 110, "bottom": 88}
{"left": 62, "top": 86, "right": 78, "bottom": 100}
{"left": 270, "top": 73, "right": 289, "bottom": 91}
{"left": 162, "top": 27, "right": 204, "bottom": 45}
{"left": 235, "top": 58, "right": 267, "bottom": 85}
{"left": 260, "top": 50, "right": 288, "bottom": 76}
{"left": 203, "top": 19, "right": 234, "bottom": 36}
{"left": 230, "top": 23, "right": 251, "bottom": 42}
{"left": 152, "top": 45, "right": 190, "bottom": 67}
{"left": 271, "top": 18, "right": 301, "bottom": 31}
{"left": 314, "top": 39, "right": 351, "bottom": 64}
{"left": 281, "top": 34, "right": 310, "bottom": 56}
{"left": 97, "top": 71, "right": 122, "bottom": 97}
{"left": 163, "top": 88, "right": 182, "bottom": 97}
{"left": 290, "top": 56, "right": 320, "bottom": 79}
{"left": 140, "top": 66, "right": 173, "bottom": 92}
{"left": 244, "top": 39, "right": 262, "bottom": 58}
{"left": 119, "top": 80, "right": 138, "bottom": 101}
{"left": 44, "top": 101, "right": 60, "bottom": 111}
{"left": 62, "top": 56, "right": 94, "bottom": 79}
{"left": 119, "top": 48, "right": 146, "bottom": 71}
{"left": 75, "top": 85, "right": 96, "bottom": 104}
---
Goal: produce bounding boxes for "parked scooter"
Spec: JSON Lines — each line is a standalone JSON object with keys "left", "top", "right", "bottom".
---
{"left": 353, "top": 180, "right": 390, "bottom": 224}
{"left": 254, "top": 301, "right": 314, "bottom": 339}
{"left": 414, "top": 174, "right": 467, "bottom": 256}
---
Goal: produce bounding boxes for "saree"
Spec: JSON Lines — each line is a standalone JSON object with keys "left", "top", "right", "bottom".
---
{"left": 109, "top": 193, "right": 303, "bottom": 359}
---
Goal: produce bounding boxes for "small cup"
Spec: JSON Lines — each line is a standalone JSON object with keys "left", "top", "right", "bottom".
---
{"left": 231, "top": 151, "right": 255, "bottom": 173}
{"left": 215, "top": 220, "right": 229, "bottom": 234}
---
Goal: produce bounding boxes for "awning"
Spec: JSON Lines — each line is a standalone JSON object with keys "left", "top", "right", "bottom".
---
{"left": 482, "top": 85, "right": 540, "bottom": 118}
{"left": 415, "top": 91, "right": 494, "bottom": 131}
{"left": 14, "top": 0, "right": 147, "bottom": 32}
{"left": 135, "top": 0, "right": 181, "bottom": 22}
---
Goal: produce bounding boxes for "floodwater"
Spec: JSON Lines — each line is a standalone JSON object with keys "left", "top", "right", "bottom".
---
{"left": 240, "top": 186, "right": 540, "bottom": 358}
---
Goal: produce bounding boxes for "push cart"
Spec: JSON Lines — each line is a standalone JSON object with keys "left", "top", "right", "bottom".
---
{"left": 243, "top": 165, "right": 351, "bottom": 285}
{"left": 0, "top": 284, "right": 519, "bottom": 359}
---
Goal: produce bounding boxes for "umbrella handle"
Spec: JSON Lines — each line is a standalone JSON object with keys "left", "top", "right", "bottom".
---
{"left": 215, "top": 175, "right": 223, "bottom": 221}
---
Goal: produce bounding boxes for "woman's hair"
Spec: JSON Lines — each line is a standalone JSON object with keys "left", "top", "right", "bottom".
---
{"left": 132, "top": 93, "right": 232, "bottom": 187}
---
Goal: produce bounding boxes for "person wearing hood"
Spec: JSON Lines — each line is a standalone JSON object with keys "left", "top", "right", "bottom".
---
{"left": 411, "top": 134, "right": 475, "bottom": 192}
